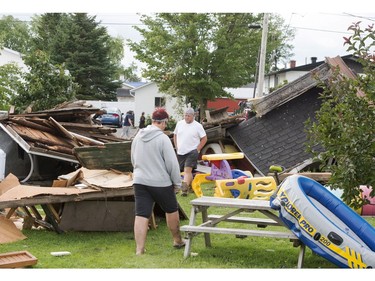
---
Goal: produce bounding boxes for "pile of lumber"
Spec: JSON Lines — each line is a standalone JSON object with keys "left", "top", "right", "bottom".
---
{"left": 1, "top": 100, "right": 124, "bottom": 157}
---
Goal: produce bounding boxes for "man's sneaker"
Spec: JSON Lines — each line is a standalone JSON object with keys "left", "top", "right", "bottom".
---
{"left": 181, "top": 182, "right": 189, "bottom": 197}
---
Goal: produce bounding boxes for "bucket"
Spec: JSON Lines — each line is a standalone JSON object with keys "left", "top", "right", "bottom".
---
{"left": 0, "top": 149, "right": 5, "bottom": 181}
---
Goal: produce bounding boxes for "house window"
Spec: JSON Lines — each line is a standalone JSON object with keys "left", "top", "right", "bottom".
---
{"left": 155, "top": 97, "right": 165, "bottom": 107}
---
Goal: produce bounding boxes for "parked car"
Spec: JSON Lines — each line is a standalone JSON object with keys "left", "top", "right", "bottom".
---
{"left": 98, "top": 107, "right": 122, "bottom": 128}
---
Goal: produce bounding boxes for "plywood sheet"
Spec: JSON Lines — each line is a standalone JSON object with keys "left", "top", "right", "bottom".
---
{"left": 73, "top": 141, "right": 133, "bottom": 172}
{"left": 59, "top": 201, "right": 135, "bottom": 231}
{"left": 0, "top": 173, "right": 97, "bottom": 202}
{"left": 79, "top": 168, "right": 133, "bottom": 189}
{"left": 0, "top": 216, "right": 27, "bottom": 244}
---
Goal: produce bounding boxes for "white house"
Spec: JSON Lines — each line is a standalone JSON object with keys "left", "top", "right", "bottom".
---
{"left": 0, "top": 47, "right": 27, "bottom": 71}
{"left": 131, "top": 82, "right": 183, "bottom": 126}
{"left": 264, "top": 58, "right": 320, "bottom": 94}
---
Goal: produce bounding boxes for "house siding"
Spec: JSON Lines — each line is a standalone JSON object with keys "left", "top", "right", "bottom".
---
{"left": 0, "top": 48, "right": 27, "bottom": 71}
{"left": 133, "top": 83, "right": 182, "bottom": 126}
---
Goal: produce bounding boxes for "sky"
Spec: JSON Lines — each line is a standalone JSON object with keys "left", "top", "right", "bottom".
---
{"left": 95, "top": 12, "right": 375, "bottom": 69}
{"left": 2, "top": 1, "right": 375, "bottom": 78}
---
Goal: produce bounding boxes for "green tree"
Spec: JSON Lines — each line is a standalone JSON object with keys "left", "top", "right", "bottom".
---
{"left": 11, "top": 50, "right": 77, "bottom": 112}
{"left": 0, "top": 63, "right": 23, "bottom": 110}
{"left": 119, "top": 62, "right": 141, "bottom": 82}
{"left": 0, "top": 15, "right": 31, "bottom": 53}
{"left": 128, "top": 13, "right": 294, "bottom": 117}
{"left": 267, "top": 15, "right": 295, "bottom": 71}
{"left": 305, "top": 22, "right": 375, "bottom": 208}
{"left": 31, "top": 13, "right": 122, "bottom": 100}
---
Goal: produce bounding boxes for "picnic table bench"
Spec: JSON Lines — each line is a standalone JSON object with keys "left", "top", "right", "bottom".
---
{"left": 180, "top": 196, "right": 306, "bottom": 268}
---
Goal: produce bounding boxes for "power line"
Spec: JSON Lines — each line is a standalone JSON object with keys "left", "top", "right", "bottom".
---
{"left": 290, "top": 26, "right": 351, "bottom": 35}
{"left": 1, "top": 14, "right": 369, "bottom": 36}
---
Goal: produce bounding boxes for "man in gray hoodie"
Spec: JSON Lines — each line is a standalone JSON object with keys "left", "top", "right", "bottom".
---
{"left": 131, "top": 108, "right": 185, "bottom": 255}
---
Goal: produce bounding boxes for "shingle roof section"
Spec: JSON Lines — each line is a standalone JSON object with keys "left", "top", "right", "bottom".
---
{"left": 228, "top": 87, "right": 322, "bottom": 175}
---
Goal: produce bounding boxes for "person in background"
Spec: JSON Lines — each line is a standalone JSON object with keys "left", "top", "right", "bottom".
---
{"left": 121, "top": 110, "right": 133, "bottom": 139}
{"left": 131, "top": 108, "right": 185, "bottom": 255}
{"left": 129, "top": 110, "right": 135, "bottom": 127}
{"left": 139, "top": 112, "right": 146, "bottom": 129}
{"left": 173, "top": 107, "right": 207, "bottom": 196}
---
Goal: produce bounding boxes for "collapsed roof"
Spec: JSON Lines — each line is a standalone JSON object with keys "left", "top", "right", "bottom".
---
{"left": 228, "top": 56, "right": 362, "bottom": 176}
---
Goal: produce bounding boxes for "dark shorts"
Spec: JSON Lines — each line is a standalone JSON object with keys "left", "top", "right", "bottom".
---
{"left": 177, "top": 149, "right": 199, "bottom": 171}
{"left": 134, "top": 183, "right": 178, "bottom": 218}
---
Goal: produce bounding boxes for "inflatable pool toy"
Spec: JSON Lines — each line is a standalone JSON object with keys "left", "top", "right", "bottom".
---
{"left": 271, "top": 174, "right": 375, "bottom": 268}
{"left": 191, "top": 152, "right": 252, "bottom": 197}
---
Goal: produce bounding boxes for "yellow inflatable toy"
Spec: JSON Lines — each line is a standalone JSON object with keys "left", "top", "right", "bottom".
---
{"left": 214, "top": 176, "right": 277, "bottom": 200}
{"left": 191, "top": 152, "right": 254, "bottom": 197}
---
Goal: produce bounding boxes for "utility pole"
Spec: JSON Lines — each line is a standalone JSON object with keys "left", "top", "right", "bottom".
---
{"left": 256, "top": 13, "right": 269, "bottom": 98}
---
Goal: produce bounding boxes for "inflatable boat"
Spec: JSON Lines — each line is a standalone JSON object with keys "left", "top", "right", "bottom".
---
{"left": 270, "top": 174, "right": 375, "bottom": 268}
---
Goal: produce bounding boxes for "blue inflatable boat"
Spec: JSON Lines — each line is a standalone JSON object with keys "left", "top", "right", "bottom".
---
{"left": 270, "top": 174, "right": 375, "bottom": 268}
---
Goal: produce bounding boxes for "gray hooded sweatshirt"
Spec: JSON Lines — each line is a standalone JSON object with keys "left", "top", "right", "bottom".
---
{"left": 131, "top": 125, "right": 182, "bottom": 188}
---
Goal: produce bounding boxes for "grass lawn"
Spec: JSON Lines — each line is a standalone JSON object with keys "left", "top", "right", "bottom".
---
{"left": 0, "top": 183, "right": 374, "bottom": 272}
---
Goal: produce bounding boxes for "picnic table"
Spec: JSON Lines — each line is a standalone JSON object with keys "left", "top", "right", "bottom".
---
{"left": 180, "top": 196, "right": 306, "bottom": 268}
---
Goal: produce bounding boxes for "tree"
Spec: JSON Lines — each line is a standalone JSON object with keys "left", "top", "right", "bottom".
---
{"left": 305, "top": 22, "right": 375, "bottom": 208}
{"left": 11, "top": 50, "right": 77, "bottom": 112}
{"left": 267, "top": 15, "right": 295, "bottom": 71}
{"left": 119, "top": 62, "right": 141, "bottom": 82}
{"left": 0, "top": 15, "right": 32, "bottom": 53}
{"left": 0, "top": 63, "right": 23, "bottom": 110}
{"left": 128, "top": 13, "right": 294, "bottom": 117}
{"left": 31, "top": 13, "right": 122, "bottom": 100}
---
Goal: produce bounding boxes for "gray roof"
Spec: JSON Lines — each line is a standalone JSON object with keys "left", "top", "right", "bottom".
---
{"left": 228, "top": 87, "right": 322, "bottom": 175}
{"left": 228, "top": 56, "right": 362, "bottom": 175}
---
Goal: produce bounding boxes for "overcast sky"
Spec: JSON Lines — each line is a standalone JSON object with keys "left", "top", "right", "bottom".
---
{"left": 3, "top": 1, "right": 375, "bottom": 78}
{"left": 93, "top": 12, "right": 375, "bottom": 69}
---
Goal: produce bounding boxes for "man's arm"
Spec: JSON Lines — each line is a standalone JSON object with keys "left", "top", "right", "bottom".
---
{"left": 197, "top": 136, "right": 207, "bottom": 153}
{"left": 173, "top": 134, "right": 177, "bottom": 150}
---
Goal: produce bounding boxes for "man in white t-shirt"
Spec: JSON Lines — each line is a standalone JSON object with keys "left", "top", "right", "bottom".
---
{"left": 173, "top": 107, "right": 207, "bottom": 196}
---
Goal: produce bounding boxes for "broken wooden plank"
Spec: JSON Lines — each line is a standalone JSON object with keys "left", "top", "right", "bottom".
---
{"left": 252, "top": 63, "right": 331, "bottom": 117}
{"left": 205, "top": 106, "right": 229, "bottom": 123}
{"left": 49, "top": 117, "right": 79, "bottom": 146}
{"left": 275, "top": 172, "right": 331, "bottom": 183}
{"left": 8, "top": 117, "right": 56, "bottom": 134}
{"left": 73, "top": 141, "right": 133, "bottom": 172}
{"left": 0, "top": 187, "right": 134, "bottom": 209}
{"left": 0, "top": 216, "right": 27, "bottom": 243}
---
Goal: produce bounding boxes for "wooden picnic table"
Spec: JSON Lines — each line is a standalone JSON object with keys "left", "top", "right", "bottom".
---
{"left": 180, "top": 196, "right": 306, "bottom": 268}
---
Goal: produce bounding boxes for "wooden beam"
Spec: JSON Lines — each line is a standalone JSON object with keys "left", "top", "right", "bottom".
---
{"left": 253, "top": 63, "right": 331, "bottom": 117}
{"left": 0, "top": 188, "right": 134, "bottom": 209}
{"left": 273, "top": 172, "right": 332, "bottom": 182}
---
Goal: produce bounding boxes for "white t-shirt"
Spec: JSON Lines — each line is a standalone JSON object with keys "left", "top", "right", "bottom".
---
{"left": 174, "top": 120, "right": 206, "bottom": 155}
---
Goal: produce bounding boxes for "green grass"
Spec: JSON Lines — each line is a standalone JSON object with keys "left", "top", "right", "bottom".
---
{"left": 0, "top": 183, "right": 374, "bottom": 269}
